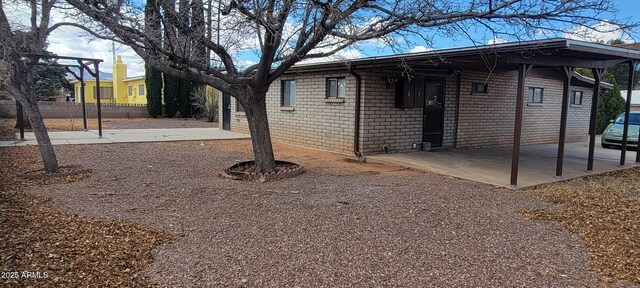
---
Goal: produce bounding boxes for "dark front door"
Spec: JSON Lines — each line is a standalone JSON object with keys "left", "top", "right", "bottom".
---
{"left": 222, "top": 93, "right": 231, "bottom": 130}
{"left": 423, "top": 80, "right": 445, "bottom": 147}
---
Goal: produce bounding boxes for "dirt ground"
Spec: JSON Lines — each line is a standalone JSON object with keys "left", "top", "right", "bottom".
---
{"left": 2, "top": 138, "right": 638, "bottom": 287}
{"left": 0, "top": 118, "right": 218, "bottom": 140}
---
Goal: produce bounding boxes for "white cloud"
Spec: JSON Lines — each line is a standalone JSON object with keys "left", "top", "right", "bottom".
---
{"left": 487, "top": 36, "right": 507, "bottom": 45}
{"left": 563, "top": 21, "right": 631, "bottom": 43}
{"left": 299, "top": 48, "right": 362, "bottom": 64}
{"left": 409, "top": 46, "right": 433, "bottom": 53}
{"left": 48, "top": 29, "right": 145, "bottom": 77}
{"left": 5, "top": 1, "right": 145, "bottom": 76}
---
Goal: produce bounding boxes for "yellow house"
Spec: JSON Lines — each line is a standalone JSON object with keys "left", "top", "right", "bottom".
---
{"left": 72, "top": 80, "right": 115, "bottom": 104}
{"left": 71, "top": 55, "right": 147, "bottom": 105}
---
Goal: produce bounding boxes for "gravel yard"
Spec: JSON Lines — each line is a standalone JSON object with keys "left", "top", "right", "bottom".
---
{"left": 3, "top": 139, "right": 636, "bottom": 287}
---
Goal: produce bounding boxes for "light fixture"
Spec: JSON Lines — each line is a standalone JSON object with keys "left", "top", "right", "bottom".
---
{"left": 384, "top": 77, "right": 398, "bottom": 89}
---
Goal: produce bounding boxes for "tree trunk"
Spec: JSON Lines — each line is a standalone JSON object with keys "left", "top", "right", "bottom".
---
{"left": 17, "top": 97, "right": 59, "bottom": 173}
{"left": 243, "top": 92, "right": 277, "bottom": 173}
{"left": 14, "top": 103, "right": 32, "bottom": 130}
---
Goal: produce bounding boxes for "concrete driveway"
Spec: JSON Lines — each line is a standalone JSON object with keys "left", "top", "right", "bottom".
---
{"left": 368, "top": 137, "right": 638, "bottom": 188}
{"left": 0, "top": 128, "right": 249, "bottom": 147}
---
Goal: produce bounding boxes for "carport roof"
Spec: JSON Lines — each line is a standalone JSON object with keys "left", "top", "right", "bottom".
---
{"left": 290, "top": 38, "right": 640, "bottom": 72}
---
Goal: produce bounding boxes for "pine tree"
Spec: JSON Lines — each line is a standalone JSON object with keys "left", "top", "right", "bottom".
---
{"left": 145, "top": 0, "right": 163, "bottom": 117}
{"left": 190, "top": 0, "right": 207, "bottom": 116}
{"left": 163, "top": 74, "right": 179, "bottom": 118}
{"left": 576, "top": 68, "right": 626, "bottom": 134}
{"left": 177, "top": 79, "right": 192, "bottom": 117}
{"left": 597, "top": 73, "right": 625, "bottom": 134}
{"left": 159, "top": 0, "right": 179, "bottom": 118}
{"left": 145, "top": 65, "right": 163, "bottom": 118}
{"left": 172, "top": 0, "right": 193, "bottom": 118}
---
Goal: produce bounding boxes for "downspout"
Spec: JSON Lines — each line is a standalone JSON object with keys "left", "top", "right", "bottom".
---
{"left": 453, "top": 70, "right": 462, "bottom": 148}
{"left": 348, "top": 65, "right": 363, "bottom": 158}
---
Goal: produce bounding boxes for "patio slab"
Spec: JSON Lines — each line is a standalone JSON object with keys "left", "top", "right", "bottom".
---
{"left": 367, "top": 139, "right": 638, "bottom": 188}
{"left": 0, "top": 128, "right": 249, "bottom": 147}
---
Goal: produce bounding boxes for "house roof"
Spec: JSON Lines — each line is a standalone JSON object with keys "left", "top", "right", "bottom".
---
{"left": 621, "top": 90, "right": 640, "bottom": 106}
{"left": 289, "top": 38, "right": 640, "bottom": 73}
{"left": 68, "top": 75, "right": 144, "bottom": 83}
{"left": 123, "top": 76, "right": 145, "bottom": 82}
{"left": 69, "top": 78, "right": 113, "bottom": 83}
{"left": 615, "top": 43, "right": 640, "bottom": 51}
{"left": 573, "top": 72, "right": 613, "bottom": 90}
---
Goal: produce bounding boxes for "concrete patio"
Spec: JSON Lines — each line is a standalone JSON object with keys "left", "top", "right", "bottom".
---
{"left": 368, "top": 138, "right": 638, "bottom": 188}
{"left": 0, "top": 128, "right": 249, "bottom": 147}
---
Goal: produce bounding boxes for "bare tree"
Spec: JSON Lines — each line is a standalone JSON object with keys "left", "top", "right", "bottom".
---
{"left": 0, "top": 0, "right": 62, "bottom": 173}
{"left": 64, "top": 0, "right": 633, "bottom": 173}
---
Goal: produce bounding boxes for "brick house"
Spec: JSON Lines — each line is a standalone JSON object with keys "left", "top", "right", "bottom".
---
{"left": 220, "top": 38, "right": 640, "bottom": 185}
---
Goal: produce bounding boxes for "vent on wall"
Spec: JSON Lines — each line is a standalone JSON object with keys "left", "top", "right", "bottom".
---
{"left": 471, "top": 82, "right": 488, "bottom": 94}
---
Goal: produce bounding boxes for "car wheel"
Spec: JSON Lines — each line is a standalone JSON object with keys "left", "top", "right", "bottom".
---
{"left": 601, "top": 144, "right": 610, "bottom": 149}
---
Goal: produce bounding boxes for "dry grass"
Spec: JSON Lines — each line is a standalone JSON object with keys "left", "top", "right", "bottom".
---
{"left": 523, "top": 168, "right": 640, "bottom": 284}
{"left": 0, "top": 146, "right": 172, "bottom": 287}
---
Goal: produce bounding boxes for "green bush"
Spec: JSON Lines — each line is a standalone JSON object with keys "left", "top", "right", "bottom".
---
{"left": 597, "top": 73, "right": 625, "bottom": 134}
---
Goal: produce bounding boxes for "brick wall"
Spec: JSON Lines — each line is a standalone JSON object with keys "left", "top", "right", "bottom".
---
{"left": 223, "top": 68, "right": 593, "bottom": 155}
{"left": 456, "top": 70, "right": 592, "bottom": 148}
{"left": 359, "top": 70, "right": 457, "bottom": 154}
{"left": 226, "top": 71, "right": 356, "bottom": 154}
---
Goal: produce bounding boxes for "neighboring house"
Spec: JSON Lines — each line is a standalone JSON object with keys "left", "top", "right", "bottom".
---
{"left": 620, "top": 90, "right": 640, "bottom": 112}
{"left": 70, "top": 55, "right": 147, "bottom": 105}
{"left": 221, "top": 38, "right": 638, "bottom": 157}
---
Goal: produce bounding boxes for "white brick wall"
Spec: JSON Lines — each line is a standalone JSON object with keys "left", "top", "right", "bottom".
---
{"left": 359, "top": 70, "right": 457, "bottom": 154}
{"left": 225, "top": 71, "right": 356, "bottom": 154}
{"left": 456, "top": 70, "right": 592, "bottom": 148}
{"left": 222, "top": 68, "right": 593, "bottom": 155}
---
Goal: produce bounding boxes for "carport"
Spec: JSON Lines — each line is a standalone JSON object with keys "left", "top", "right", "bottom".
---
{"left": 368, "top": 139, "right": 637, "bottom": 188}
{"left": 502, "top": 40, "right": 640, "bottom": 187}
{"left": 359, "top": 39, "right": 640, "bottom": 187}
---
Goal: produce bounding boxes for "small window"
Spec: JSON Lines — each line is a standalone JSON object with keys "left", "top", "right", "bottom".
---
{"left": 138, "top": 84, "right": 145, "bottom": 96}
{"left": 128, "top": 86, "right": 133, "bottom": 96}
{"left": 281, "top": 80, "right": 296, "bottom": 107}
{"left": 326, "top": 77, "right": 346, "bottom": 98}
{"left": 472, "top": 82, "right": 488, "bottom": 93}
{"left": 527, "top": 87, "right": 543, "bottom": 103}
{"left": 571, "top": 90, "right": 583, "bottom": 105}
{"left": 236, "top": 101, "right": 244, "bottom": 112}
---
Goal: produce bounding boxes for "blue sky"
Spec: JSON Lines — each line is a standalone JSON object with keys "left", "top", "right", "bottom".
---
{"left": 31, "top": 0, "right": 640, "bottom": 75}
{"left": 417, "top": 0, "right": 640, "bottom": 49}
{"left": 235, "top": 0, "right": 640, "bottom": 65}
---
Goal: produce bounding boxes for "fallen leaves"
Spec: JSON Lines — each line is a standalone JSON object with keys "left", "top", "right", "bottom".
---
{"left": 524, "top": 168, "right": 640, "bottom": 284}
{"left": 1, "top": 146, "right": 173, "bottom": 287}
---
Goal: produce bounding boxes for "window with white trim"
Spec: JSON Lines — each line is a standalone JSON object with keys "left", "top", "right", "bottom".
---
{"left": 527, "top": 87, "right": 543, "bottom": 103}
{"left": 571, "top": 90, "right": 583, "bottom": 105}
{"left": 281, "top": 80, "right": 295, "bottom": 107}
{"left": 326, "top": 77, "right": 346, "bottom": 98}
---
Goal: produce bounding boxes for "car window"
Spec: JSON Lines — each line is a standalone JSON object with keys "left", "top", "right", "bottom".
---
{"left": 615, "top": 113, "right": 640, "bottom": 125}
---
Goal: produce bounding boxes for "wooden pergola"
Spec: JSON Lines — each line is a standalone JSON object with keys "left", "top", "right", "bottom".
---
{"left": 17, "top": 54, "right": 105, "bottom": 138}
